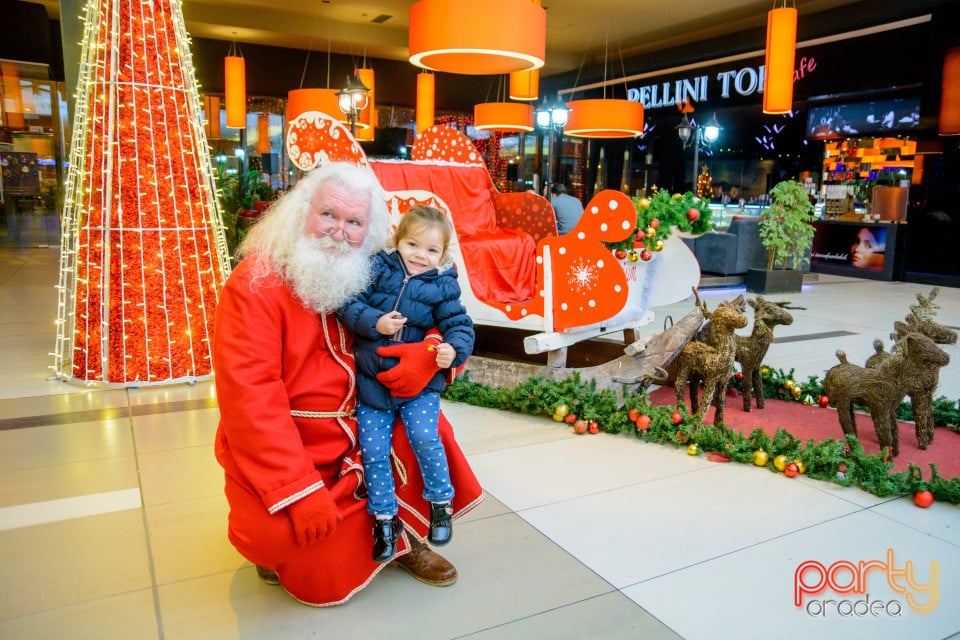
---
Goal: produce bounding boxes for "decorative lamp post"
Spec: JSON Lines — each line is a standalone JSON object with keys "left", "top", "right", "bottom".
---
{"left": 336, "top": 73, "right": 371, "bottom": 137}
{"left": 676, "top": 112, "right": 722, "bottom": 189}
{"left": 534, "top": 94, "right": 569, "bottom": 194}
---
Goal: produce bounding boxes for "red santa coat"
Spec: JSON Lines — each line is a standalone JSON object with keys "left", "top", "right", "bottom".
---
{"left": 214, "top": 257, "right": 484, "bottom": 606}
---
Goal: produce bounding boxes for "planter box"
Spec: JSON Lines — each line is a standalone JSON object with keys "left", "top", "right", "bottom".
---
{"left": 746, "top": 268, "right": 803, "bottom": 294}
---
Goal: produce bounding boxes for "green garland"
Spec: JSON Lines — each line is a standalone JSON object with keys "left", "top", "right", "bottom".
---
{"left": 605, "top": 189, "right": 715, "bottom": 252}
{"left": 443, "top": 370, "right": 960, "bottom": 504}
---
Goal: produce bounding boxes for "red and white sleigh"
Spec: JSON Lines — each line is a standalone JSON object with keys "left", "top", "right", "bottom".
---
{"left": 286, "top": 113, "right": 705, "bottom": 388}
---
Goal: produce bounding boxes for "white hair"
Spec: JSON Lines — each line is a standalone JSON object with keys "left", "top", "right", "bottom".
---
{"left": 236, "top": 162, "right": 388, "bottom": 312}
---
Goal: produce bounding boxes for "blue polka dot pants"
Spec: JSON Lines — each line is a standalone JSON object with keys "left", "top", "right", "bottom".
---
{"left": 358, "top": 392, "right": 454, "bottom": 517}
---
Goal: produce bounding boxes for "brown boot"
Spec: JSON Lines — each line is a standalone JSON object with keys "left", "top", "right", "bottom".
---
{"left": 255, "top": 565, "right": 280, "bottom": 585}
{"left": 391, "top": 537, "right": 457, "bottom": 586}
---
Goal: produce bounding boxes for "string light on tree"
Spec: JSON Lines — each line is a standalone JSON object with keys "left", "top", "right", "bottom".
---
{"left": 53, "top": 0, "right": 230, "bottom": 385}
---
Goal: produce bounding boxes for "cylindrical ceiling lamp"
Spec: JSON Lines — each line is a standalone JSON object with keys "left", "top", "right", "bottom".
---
{"left": 203, "top": 95, "right": 221, "bottom": 139}
{"left": 409, "top": 0, "right": 545, "bottom": 75}
{"left": 356, "top": 67, "right": 376, "bottom": 141}
{"left": 224, "top": 52, "right": 246, "bottom": 129}
{"left": 509, "top": 69, "right": 539, "bottom": 101}
{"left": 256, "top": 113, "right": 271, "bottom": 154}
{"left": 939, "top": 46, "right": 960, "bottom": 136}
{"left": 474, "top": 102, "right": 534, "bottom": 132}
{"left": 416, "top": 72, "right": 435, "bottom": 135}
{"left": 762, "top": 4, "right": 797, "bottom": 115}
{"left": 286, "top": 88, "right": 341, "bottom": 123}
{"left": 563, "top": 99, "right": 644, "bottom": 138}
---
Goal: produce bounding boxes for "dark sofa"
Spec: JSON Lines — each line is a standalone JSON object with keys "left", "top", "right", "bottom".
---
{"left": 685, "top": 217, "right": 768, "bottom": 275}
{"left": 684, "top": 216, "right": 812, "bottom": 275}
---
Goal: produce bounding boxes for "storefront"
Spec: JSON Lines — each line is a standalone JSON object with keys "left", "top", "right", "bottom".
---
{"left": 0, "top": 59, "right": 69, "bottom": 246}
{"left": 543, "top": 4, "right": 959, "bottom": 285}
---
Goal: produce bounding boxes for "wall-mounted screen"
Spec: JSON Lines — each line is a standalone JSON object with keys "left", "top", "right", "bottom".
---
{"left": 806, "top": 96, "right": 921, "bottom": 140}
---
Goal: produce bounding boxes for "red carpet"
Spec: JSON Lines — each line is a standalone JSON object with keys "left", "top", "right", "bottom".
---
{"left": 649, "top": 385, "right": 960, "bottom": 480}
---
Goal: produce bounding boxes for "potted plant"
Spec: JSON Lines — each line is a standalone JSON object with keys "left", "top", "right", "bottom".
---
{"left": 216, "top": 168, "right": 276, "bottom": 257}
{"left": 749, "top": 179, "right": 816, "bottom": 293}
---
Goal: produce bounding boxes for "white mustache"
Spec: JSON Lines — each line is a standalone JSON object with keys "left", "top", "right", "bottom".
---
{"left": 311, "top": 234, "right": 353, "bottom": 255}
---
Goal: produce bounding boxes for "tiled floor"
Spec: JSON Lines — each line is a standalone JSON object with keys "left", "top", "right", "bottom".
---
{"left": 1, "top": 245, "right": 959, "bottom": 639}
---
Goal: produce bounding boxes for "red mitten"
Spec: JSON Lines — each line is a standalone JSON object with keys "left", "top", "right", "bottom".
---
{"left": 376, "top": 340, "right": 443, "bottom": 398}
{"left": 287, "top": 487, "right": 341, "bottom": 546}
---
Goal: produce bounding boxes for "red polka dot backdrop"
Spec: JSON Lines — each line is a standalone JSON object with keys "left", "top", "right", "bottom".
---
{"left": 491, "top": 190, "right": 557, "bottom": 243}
{"left": 411, "top": 126, "right": 485, "bottom": 165}
{"left": 53, "top": 0, "right": 230, "bottom": 385}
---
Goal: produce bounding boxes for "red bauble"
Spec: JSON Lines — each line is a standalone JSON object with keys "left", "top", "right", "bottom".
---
{"left": 640, "top": 249, "right": 653, "bottom": 261}
{"left": 671, "top": 411, "right": 683, "bottom": 425}
{"left": 686, "top": 207, "right": 700, "bottom": 222}
{"left": 914, "top": 490, "right": 934, "bottom": 508}
{"left": 784, "top": 463, "right": 799, "bottom": 478}
{"left": 818, "top": 395, "right": 830, "bottom": 408}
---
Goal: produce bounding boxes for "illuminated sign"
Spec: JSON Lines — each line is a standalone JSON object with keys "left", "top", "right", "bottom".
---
{"left": 627, "top": 57, "right": 818, "bottom": 110}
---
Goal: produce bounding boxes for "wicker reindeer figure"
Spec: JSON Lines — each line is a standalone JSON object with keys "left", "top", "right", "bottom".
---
{"left": 896, "top": 288, "right": 957, "bottom": 347}
{"left": 675, "top": 289, "right": 748, "bottom": 423}
{"left": 735, "top": 297, "right": 805, "bottom": 412}
{"left": 824, "top": 331, "right": 950, "bottom": 457}
{"left": 866, "top": 289, "right": 956, "bottom": 449}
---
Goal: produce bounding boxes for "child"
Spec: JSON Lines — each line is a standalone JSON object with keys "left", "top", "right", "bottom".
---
{"left": 337, "top": 205, "right": 474, "bottom": 563}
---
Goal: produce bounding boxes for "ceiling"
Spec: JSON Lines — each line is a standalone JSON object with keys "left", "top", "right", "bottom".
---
{"left": 29, "top": 0, "right": 864, "bottom": 77}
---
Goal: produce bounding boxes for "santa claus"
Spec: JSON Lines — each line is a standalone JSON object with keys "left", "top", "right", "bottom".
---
{"left": 213, "top": 162, "right": 483, "bottom": 606}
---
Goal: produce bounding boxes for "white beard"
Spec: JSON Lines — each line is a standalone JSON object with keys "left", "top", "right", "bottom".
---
{"left": 286, "top": 236, "right": 372, "bottom": 314}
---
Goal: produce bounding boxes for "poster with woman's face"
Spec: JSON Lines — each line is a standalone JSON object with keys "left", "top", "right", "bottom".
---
{"left": 811, "top": 223, "right": 887, "bottom": 271}
{"left": 849, "top": 226, "right": 886, "bottom": 270}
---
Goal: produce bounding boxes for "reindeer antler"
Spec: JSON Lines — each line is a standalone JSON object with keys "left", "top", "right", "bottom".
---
{"left": 692, "top": 287, "right": 710, "bottom": 319}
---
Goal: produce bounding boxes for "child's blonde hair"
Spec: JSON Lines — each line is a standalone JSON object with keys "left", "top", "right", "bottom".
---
{"left": 391, "top": 205, "right": 454, "bottom": 259}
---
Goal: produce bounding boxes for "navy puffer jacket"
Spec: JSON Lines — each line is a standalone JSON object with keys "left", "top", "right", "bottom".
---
{"left": 337, "top": 250, "right": 475, "bottom": 410}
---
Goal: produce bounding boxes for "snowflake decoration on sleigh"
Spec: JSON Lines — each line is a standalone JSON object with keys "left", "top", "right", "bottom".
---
{"left": 567, "top": 258, "right": 599, "bottom": 292}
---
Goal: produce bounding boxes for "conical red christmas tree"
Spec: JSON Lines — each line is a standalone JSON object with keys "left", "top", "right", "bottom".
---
{"left": 54, "top": 0, "right": 230, "bottom": 384}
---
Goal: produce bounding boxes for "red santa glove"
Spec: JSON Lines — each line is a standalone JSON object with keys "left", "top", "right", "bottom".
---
{"left": 287, "top": 487, "right": 341, "bottom": 546}
{"left": 376, "top": 339, "right": 443, "bottom": 398}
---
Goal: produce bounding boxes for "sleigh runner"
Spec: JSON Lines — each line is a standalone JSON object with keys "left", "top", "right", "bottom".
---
{"left": 285, "top": 113, "right": 705, "bottom": 389}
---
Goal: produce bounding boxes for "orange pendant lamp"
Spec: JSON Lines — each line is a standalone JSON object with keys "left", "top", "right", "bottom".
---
{"left": 416, "top": 72, "right": 435, "bottom": 135}
{"left": 286, "top": 88, "right": 341, "bottom": 123}
{"left": 256, "top": 113, "right": 271, "bottom": 154}
{"left": 563, "top": 99, "right": 644, "bottom": 138}
{"left": 939, "top": 46, "right": 960, "bottom": 136}
{"left": 409, "top": 0, "right": 545, "bottom": 75}
{"left": 762, "top": 3, "right": 798, "bottom": 114}
{"left": 203, "top": 95, "right": 221, "bottom": 139}
{"left": 356, "top": 67, "right": 376, "bottom": 141}
{"left": 474, "top": 102, "right": 534, "bottom": 132}
{"left": 224, "top": 44, "right": 246, "bottom": 129}
{"left": 509, "top": 69, "right": 539, "bottom": 101}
